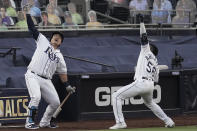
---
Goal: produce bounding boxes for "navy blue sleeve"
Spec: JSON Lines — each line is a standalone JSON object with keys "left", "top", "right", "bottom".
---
{"left": 139, "top": 14, "right": 149, "bottom": 45}
{"left": 26, "top": 14, "right": 39, "bottom": 41}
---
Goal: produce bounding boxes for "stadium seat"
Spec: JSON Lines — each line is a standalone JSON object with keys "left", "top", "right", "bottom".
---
{"left": 91, "top": 0, "right": 108, "bottom": 14}
{"left": 109, "top": 7, "right": 130, "bottom": 23}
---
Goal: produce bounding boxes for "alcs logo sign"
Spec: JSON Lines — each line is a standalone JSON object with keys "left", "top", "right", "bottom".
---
{"left": 0, "top": 96, "right": 29, "bottom": 120}
{"left": 95, "top": 85, "right": 161, "bottom": 106}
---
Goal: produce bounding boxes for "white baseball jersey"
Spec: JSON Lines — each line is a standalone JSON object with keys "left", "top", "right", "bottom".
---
{"left": 134, "top": 43, "right": 159, "bottom": 82}
{"left": 28, "top": 33, "right": 67, "bottom": 79}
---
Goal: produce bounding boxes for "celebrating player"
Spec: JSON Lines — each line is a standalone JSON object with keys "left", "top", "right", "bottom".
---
{"left": 24, "top": 5, "right": 75, "bottom": 129}
{"left": 109, "top": 15, "right": 175, "bottom": 129}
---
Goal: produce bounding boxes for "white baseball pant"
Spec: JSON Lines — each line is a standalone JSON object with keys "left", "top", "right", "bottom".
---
{"left": 25, "top": 70, "right": 60, "bottom": 125}
{"left": 112, "top": 79, "right": 170, "bottom": 124}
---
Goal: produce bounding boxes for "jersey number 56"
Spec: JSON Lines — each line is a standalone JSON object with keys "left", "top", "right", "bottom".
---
{"left": 146, "top": 61, "right": 156, "bottom": 74}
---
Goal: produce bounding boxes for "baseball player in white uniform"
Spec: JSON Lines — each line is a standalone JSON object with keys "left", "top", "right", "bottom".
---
{"left": 109, "top": 15, "right": 175, "bottom": 129}
{"left": 24, "top": 8, "right": 75, "bottom": 129}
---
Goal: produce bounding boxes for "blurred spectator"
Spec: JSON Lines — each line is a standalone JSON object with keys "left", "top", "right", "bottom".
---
{"left": 2, "top": 0, "right": 17, "bottom": 17}
{"left": 62, "top": 11, "right": 77, "bottom": 29}
{"left": 162, "top": 0, "right": 173, "bottom": 23}
{"left": 35, "top": 0, "right": 40, "bottom": 8}
{"left": 151, "top": 0, "right": 172, "bottom": 24}
{"left": 29, "top": 0, "right": 41, "bottom": 17}
{"left": 49, "top": 0, "right": 64, "bottom": 17}
{"left": 0, "top": 14, "right": 8, "bottom": 31}
{"left": 46, "top": 4, "right": 61, "bottom": 25}
{"left": 129, "top": 0, "right": 149, "bottom": 16}
{"left": 39, "top": 11, "right": 53, "bottom": 29}
{"left": 1, "top": 0, "right": 16, "bottom": 8}
{"left": 67, "top": 2, "right": 84, "bottom": 25}
{"left": 21, "top": 0, "right": 41, "bottom": 17}
{"left": 15, "top": 11, "right": 27, "bottom": 29}
{"left": 0, "top": 7, "right": 14, "bottom": 26}
{"left": 176, "top": 0, "right": 196, "bottom": 23}
{"left": 172, "top": 6, "right": 189, "bottom": 28}
{"left": 86, "top": 10, "right": 103, "bottom": 29}
{"left": 21, "top": 0, "right": 40, "bottom": 8}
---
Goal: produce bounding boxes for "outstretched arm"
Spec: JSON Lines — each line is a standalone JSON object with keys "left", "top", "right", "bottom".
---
{"left": 139, "top": 15, "right": 148, "bottom": 45}
{"left": 26, "top": 13, "right": 39, "bottom": 41}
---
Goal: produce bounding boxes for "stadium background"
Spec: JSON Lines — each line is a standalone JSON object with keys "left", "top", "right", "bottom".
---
{"left": 0, "top": 0, "right": 197, "bottom": 130}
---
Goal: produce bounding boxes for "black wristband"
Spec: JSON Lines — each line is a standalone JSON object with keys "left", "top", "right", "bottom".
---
{"left": 63, "top": 82, "right": 70, "bottom": 87}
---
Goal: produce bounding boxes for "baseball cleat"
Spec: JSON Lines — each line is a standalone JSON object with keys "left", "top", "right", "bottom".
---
{"left": 48, "top": 120, "right": 58, "bottom": 128}
{"left": 39, "top": 118, "right": 58, "bottom": 128}
{"left": 109, "top": 123, "right": 127, "bottom": 129}
{"left": 165, "top": 118, "right": 175, "bottom": 128}
{"left": 49, "top": 117, "right": 58, "bottom": 128}
{"left": 25, "top": 123, "right": 39, "bottom": 129}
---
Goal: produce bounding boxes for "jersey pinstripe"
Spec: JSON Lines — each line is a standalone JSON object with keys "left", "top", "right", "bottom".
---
{"left": 134, "top": 43, "right": 159, "bottom": 82}
{"left": 27, "top": 33, "right": 67, "bottom": 79}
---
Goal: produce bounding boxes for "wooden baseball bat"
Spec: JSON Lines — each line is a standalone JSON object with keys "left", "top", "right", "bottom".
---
{"left": 52, "top": 92, "right": 71, "bottom": 118}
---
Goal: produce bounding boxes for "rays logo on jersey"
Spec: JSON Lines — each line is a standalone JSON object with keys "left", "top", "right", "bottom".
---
{"left": 45, "top": 46, "right": 60, "bottom": 63}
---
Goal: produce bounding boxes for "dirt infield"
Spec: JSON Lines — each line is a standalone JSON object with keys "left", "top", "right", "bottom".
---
{"left": 0, "top": 114, "right": 197, "bottom": 131}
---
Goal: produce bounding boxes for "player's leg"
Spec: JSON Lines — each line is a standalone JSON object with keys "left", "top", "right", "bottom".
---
{"left": 39, "top": 80, "right": 60, "bottom": 128}
{"left": 141, "top": 89, "right": 175, "bottom": 128}
{"left": 25, "top": 72, "right": 41, "bottom": 129}
{"left": 110, "top": 81, "right": 141, "bottom": 129}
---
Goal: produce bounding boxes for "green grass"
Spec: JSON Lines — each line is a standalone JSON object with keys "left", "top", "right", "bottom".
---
{"left": 88, "top": 126, "right": 197, "bottom": 131}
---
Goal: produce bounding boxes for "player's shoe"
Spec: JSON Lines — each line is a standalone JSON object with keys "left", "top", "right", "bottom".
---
{"left": 39, "top": 118, "right": 58, "bottom": 128}
{"left": 39, "top": 123, "right": 58, "bottom": 128}
{"left": 48, "top": 118, "right": 58, "bottom": 128}
{"left": 25, "top": 123, "right": 39, "bottom": 129}
{"left": 109, "top": 122, "right": 127, "bottom": 129}
{"left": 165, "top": 118, "right": 175, "bottom": 128}
{"left": 40, "top": 123, "right": 58, "bottom": 128}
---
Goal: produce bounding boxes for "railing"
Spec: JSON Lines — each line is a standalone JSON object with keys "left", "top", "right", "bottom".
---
{"left": 0, "top": 23, "right": 196, "bottom": 39}
{"left": 64, "top": 55, "right": 116, "bottom": 72}
{"left": 1, "top": 22, "right": 196, "bottom": 31}
{"left": 0, "top": 47, "right": 21, "bottom": 65}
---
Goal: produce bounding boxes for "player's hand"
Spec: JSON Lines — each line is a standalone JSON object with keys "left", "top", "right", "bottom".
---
{"left": 138, "top": 14, "right": 144, "bottom": 23}
{"left": 66, "top": 85, "right": 76, "bottom": 94}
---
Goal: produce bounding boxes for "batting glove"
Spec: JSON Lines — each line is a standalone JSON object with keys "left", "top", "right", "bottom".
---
{"left": 66, "top": 85, "right": 76, "bottom": 94}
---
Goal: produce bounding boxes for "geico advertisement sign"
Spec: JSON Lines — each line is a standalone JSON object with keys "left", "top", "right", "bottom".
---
{"left": 95, "top": 85, "right": 161, "bottom": 106}
{"left": 0, "top": 96, "right": 29, "bottom": 120}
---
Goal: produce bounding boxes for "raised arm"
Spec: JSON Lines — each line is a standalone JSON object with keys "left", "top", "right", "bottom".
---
{"left": 139, "top": 15, "right": 148, "bottom": 45}
{"left": 26, "top": 14, "right": 39, "bottom": 41}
